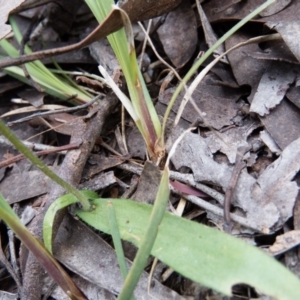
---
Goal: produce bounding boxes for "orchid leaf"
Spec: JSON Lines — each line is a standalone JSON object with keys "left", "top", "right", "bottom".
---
{"left": 43, "top": 190, "right": 99, "bottom": 253}
{"left": 76, "top": 198, "right": 300, "bottom": 299}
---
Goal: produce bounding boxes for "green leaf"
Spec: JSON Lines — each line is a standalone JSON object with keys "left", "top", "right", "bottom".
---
{"left": 162, "top": 0, "right": 275, "bottom": 142}
{"left": 76, "top": 198, "right": 300, "bottom": 299}
{"left": 43, "top": 190, "right": 99, "bottom": 253}
{"left": 85, "top": 0, "right": 162, "bottom": 155}
{"left": 0, "top": 119, "right": 92, "bottom": 212}
{"left": 0, "top": 194, "right": 86, "bottom": 299}
{"left": 107, "top": 201, "right": 130, "bottom": 281}
{"left": 117, "top": 166, "right": 167, "bottom": 300}
{"left": 0, "top": 17, "right": 92, "bottom": 103}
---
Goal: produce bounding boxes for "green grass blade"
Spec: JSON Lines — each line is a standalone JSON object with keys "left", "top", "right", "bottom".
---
{"left": 85, "top": 0, "right": 162, "bottom": 153}
{"left": 76, "top": 198, "right": 300, "bottom": 299}
{"left": 107, "top": 201, "right": 131, "bottom": 282}
{"left": 0, "top": 17, "right": 93, "bottom": 103}
{"left": 43, "top": 190, "right": 99, "bottom": 253}
{"left": 117, "top": 167, "right": 170, "bottom": 300}
{"left": 161, "top": 0, "right": 275, "bottom": 142}
{"left": 77, "top": 167, "right": 170, "bottom": 300}
{"left": 0, "top": 194, "right": 87, "bottom": 300}
{"left": 0, "top": 119, "right": 91, "bottom": 210}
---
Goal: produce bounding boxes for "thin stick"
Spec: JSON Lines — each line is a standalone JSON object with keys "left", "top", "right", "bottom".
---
{"left": 174, "top": 33, "right": 281, "bottom": 127}
{"left": 0, "top": 142, "right": 81, "bottom": 169}
{"left": 0, "top": 235, "right": 22, "bottom": 293}
{"left": 121, "top": 105, "right": 129, "bottom": 153}
{"left": 223, "top": 146, "right": 251, "bottom": 232}
{"left": 7, "top": 93, "right": 103, "bottom": 126}
{"left": 118, "top": 163, "right": 266, "bottom": 233}
{"left": 137, "top": 21, "right": 183, "bottom": 84}
{"left": 138, "top": 20, "right": 152, "bottom": 70}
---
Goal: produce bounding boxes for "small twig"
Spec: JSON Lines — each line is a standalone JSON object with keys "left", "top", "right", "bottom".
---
{"left": 7, "top": 204, "right": 22, "bottom": 296}
{"left": 0, "top": 136, "right": 63, "bottom": 151}
{"left": 0, "top": 142, "right": 81, "bottom": 169}
{"left": 97, "top": 138, "right": 124, "bottom": 157}
{"left": 0, "top": 235, "right": 22, "bottom": 294}
{"left": 7, "top": 93, "right": 103, "bottom": 126}
{"left": 121, "top": 105, "right": 129, "bottom": 154}
{"left": 118, "top": 163, "right": 264, "bottom": 232}
{"left": 120, "top": 175, "right": 139, "bottom": 198}
{"left": 173, "top": 188, "right": 263, "bottom": 233}
{"left": 21, "top": 95, "right": 118, "bottom": 299}
{"left": 115, "top": 125, "right": 128, "bottom": 155}
{"left": 138, "top": 20, "right": 152, "bottom": 69}
{"left": 223, "top": 146, "right": 252, "bottom": 233}
{"left": 138, "top": 21, "right": 183, "bottom": 84}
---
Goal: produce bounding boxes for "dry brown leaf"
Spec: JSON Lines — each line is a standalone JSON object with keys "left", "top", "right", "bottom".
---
{"left": 250, "top": 61, "right": 298, "bottom": 116}
{"left": 18, "top": 89, "right": 45, "bottom": 108}
{"left": 266, "top": 20, "right": 300, "bottom": 63}
{"left": 0, "top": 170, "right": 52, "bottom": 204}
{"left": 269, "top": 230, "right": 300, "bottom": 255}
{"left": 156, "top": 1, "right": 197, "bottom": 67}
{"left": 206, "top": 118, "right": 260, "bottom": 163}
{"left": 159, "top": 81, "right": 242, "bottom": 130}
{"left": 260, "top": 99, "right": 300, "bottom": 150}
{"left": 225, "top": 31, "right": 270, "bottom": 102}
{"left": 259, "top": 0, "right": 291, "bottom": 17}
{"left": 0, "top": 0, "right": 25, "bottom": 40}
{"left": 132, "top": 161, "right": 161, "bottom": 204}
{"left": 54, "top": 214, "right": 185, "bottom": 300}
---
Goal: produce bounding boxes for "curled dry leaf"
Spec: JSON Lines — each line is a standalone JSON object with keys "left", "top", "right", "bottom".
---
{"left": 206, "top": 118, "right": 260, "bottom": 164}
{"left": 225, "top": 31, "right": 270, "bottom": 102}
{"left": 251, "top": 137, "right": 300, "bottom": 230}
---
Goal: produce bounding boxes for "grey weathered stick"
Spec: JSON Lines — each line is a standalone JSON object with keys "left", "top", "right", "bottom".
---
{"left": 7, "top": 93, "right": 103, "bottom": 126}
{"left": 223, "top": 146, "right": 252, "bottom": 233}
{"left": 21, "top": 95, "right": 118, "bottom": 300}
{"left": 0, "top": 142, "right": 81, "bottom": 169}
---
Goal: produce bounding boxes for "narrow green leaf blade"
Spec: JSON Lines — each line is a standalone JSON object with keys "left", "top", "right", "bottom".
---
{"left": 118, "top": 166, "right": 168, "bottom": 300}
{"left": 0, "top": 194, "right": 86, "bottom": 300}
{"left": 76, "top": 199, "right": 300, "bottom": 299}
{"left": 43, "top": 190, "right": 99, "bottom": 253}
{"left": 107, "top": 201, "right": 130, "bottom": 281}
{"left": 85, "top": 0, "right": 162, "bottom": 154}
